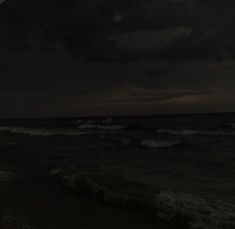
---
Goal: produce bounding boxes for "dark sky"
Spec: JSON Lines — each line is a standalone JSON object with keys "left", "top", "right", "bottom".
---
{"left": 0, "top": 0, "right": 235, "bottom": 118}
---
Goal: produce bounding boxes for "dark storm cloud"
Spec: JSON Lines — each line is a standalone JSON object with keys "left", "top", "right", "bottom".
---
{"left": 2, "top": 0, "right": 235, "bottom": 61}
{"left": 1, "top": 1, "right": 235, "bottom": 117}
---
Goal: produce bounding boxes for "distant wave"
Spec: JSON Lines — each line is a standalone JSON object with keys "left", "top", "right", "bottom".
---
{"left": 0, "top": 127, "right": 91, "bottom": 136}
{"left": 76, "top": 118, "right": 112, "bottom": 124}
{"left": 154, "top": 190, "right": 235, "bottom": 229}
{"left": 78, "top": 124, "right": 125, "bottom": 130}
{"left": 141, "top": 140, "right": 181, "bottom": 148}
{"left": 156, "top": 128, "right": 235, "bottom": 136}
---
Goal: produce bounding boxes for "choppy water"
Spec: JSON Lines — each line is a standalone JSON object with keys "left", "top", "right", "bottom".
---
{"left": 0, "top": 113, "right": 235, "bottom": 228}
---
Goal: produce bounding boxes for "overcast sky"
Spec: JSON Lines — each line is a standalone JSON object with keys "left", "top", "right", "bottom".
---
{"left": 0, "top": 0, "right": 235, "bottom": 118}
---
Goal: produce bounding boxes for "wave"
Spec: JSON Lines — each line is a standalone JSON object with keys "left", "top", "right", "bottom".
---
{"left": 50, "top": 167, "right": 104, "bottom": 196}
{"left": 49, "top": 167, "right": 150, "bottom": 206}
{"left": 154, "top": 190, "right": 235, "bottom": 229}
{"left": 78, "top": 124, "right": 125, "bottom": 130}
{"left": 156, "top": 128, "right": 235, "bottom": 136}
{"left": 76, "top": 118, "right": 112, "bottom": 124}
{"left": 50, "top": 167, "right": 235, "bottom": 229}
{"left": 141, "top": 140, "right": 181, "bottom": 148}
{"left": 0, "top": 126, "right": 92, "bottom": 136}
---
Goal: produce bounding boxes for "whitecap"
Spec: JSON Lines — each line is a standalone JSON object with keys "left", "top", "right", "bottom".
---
{"left": 78, "top": 124, "right": 125, "bottom": 130}
{"left": 0, "top": 126, "right": 91, "bottom": 136}
{"left": 154, "top": 190, "right": 235, "bottom": 229}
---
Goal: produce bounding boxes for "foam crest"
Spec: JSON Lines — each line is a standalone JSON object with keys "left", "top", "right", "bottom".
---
{"left": 154, "top": 191, "right": 235, "bottom": 229}
{"left": 78, "top": 124, "right": 125, "bottom": 130}
{"left": 0, "top": 126, "right": 90, "bottom": 136}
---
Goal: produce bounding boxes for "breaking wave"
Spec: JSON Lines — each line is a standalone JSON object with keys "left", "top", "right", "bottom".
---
{"left": 49, "top": 167, "right": 134, "bottom": 202}
{"left": 50, "top": 167, "right": 235, "bottom": 229}
{"left": 0, "top": 127, "right": 91, "bottom": 136}
{"left": 78, "top": 124, "right": 125, "bottom": 130}
{"left": 156, "top": 128, "right": 235, "bottom": 136}
{"left": 141, "top": 140, "right": 181, "bottom": 148}
{"left": 154, "top": 190, "right": 235, "bottom": 229}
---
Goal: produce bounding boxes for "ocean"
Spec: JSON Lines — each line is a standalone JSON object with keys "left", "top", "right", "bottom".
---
{"left": 0, "top": 113, "right": 235, "bottom": 229}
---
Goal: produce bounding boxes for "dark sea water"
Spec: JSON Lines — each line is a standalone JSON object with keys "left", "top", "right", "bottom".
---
{"left": 0, "top": 113, "right": 235, "bottom": 228}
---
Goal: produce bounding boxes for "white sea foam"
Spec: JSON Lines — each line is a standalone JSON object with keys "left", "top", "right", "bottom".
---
{"left": 156, "top": 128, "right": 235, "bottom": 136}
{"left": 141, "top": 140, "right": 181, "bottom": 148}
{"left": 154, "top": 191, "right": 235, "bottom": 229}
{"left": 0, "top": 127, "right": 91, "bottom": 136}
{"left": 78, "top": 124, "right": 125, "bottom": 130}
